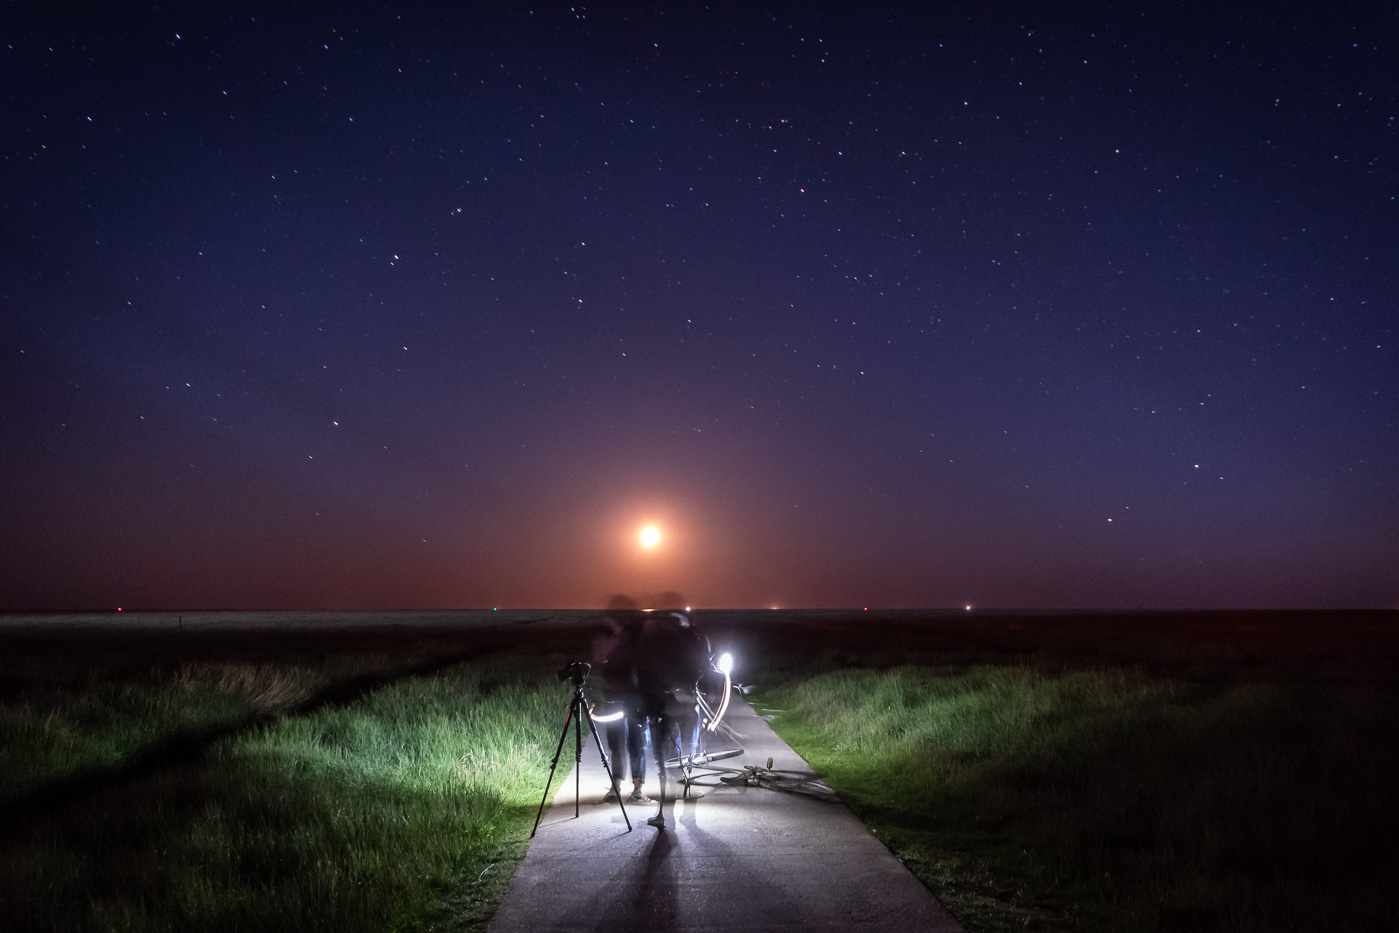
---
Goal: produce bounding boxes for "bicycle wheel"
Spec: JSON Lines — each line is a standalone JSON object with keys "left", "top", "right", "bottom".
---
{"left": 757, "top": 769, "right": 838, "bottom": 800}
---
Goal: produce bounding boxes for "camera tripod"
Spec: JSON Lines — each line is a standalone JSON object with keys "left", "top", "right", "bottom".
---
{"left": 530, "top": 672, "right": 631, "bottom": 837}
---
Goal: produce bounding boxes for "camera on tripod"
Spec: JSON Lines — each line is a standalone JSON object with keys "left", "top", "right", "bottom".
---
{"left": 556, "top": 660, "right": 591, "bottom": 687}
{"left": 533, "top": 657, "right": 632, "bottom": 836}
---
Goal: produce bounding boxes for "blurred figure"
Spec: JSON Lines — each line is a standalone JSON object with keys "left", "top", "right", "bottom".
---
{"left": 592, "top": 594, "right": 650, "bottom": 804}
{"left": 632, "top": 593, "right": 711, "bottom": 828}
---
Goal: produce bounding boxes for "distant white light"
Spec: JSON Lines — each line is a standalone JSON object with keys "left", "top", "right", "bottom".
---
{"left": 717, "top": 652, "right": 734, "bottom": 675}
{"left": 965, "top": 604, "right": 973, "bottom": 611}
{"left": 639, "top": 525, "right": 661, "bottom": 548}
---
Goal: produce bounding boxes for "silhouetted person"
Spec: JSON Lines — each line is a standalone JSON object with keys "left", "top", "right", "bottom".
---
{"left": 633, "top": 594, "right": 711, "bottom": 828}
{"left": 593, "top": 594, "right": 650, "bottom": 804}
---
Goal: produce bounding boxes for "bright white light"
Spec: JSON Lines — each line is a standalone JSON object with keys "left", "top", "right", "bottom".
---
{"left": 965, "top": 604, "right": 973, "bottom": 611}
{"left": 706, "top": 657, "right": 733, "bottom": 731}
{"left": 639, "top": 525, "right": 661, "bottom": 548}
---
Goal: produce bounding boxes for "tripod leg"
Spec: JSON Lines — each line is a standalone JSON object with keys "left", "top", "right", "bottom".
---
{"left": 530, "top": 703, "right": 576, "bottom": 838}
{"left": 581, "top": 703, "right": 631, "bottom": 832}
{"left": 573, "top": 697, "right": 582, "bottom": 819}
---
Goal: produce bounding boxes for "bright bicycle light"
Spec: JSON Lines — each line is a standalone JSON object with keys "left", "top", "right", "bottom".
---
{"left": 704, "top": 651, "right": 734, "bottom": 731}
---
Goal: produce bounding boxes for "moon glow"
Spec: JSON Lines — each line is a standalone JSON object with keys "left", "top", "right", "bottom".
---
{"left": 639, "top": 525, "right": 661, "bottom": 549}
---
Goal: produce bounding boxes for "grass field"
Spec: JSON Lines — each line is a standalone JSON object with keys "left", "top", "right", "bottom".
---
{"left": 0, "top": 616, "right": 595, "bottom": 933}
{"left": 3, "top": 610, "right": 1396, "bottom": 932}
{"left": 2, "top": 659, "right": 336, "bottom": 806}
{"left": 731, "top": 611, "right": 1399, "bottom": 932}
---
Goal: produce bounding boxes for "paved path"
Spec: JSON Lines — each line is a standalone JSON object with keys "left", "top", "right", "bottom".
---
{"left": 488, "top": 697, "right": 964, "bottom": 933}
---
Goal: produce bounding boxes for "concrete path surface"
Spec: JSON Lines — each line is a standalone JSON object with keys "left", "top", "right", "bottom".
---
{"left": 487, "top": 696, "right": 964, "bottom": 933}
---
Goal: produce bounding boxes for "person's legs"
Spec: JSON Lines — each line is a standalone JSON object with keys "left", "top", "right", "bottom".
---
{"left": 603, "top": 719, "right": 626, "bottom": 801}
{"left": 646, "top": 714, "right": 672, "bottom": 827}
{"left": 626, "top": 718, "right": 649, "bottom": 802}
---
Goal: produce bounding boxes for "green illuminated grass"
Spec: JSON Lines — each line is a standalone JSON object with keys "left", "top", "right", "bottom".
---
{"left": 754, "top": 664, "right": 1399, "bottom": 932}
{"left": 1, "top": 662, "right": 330, "bottom": 805}
{"left": 9, "top": 611, "right": 1393, "bottom": 932}
{"left": 1, "top": 655, "right": 568, "bottom": 933}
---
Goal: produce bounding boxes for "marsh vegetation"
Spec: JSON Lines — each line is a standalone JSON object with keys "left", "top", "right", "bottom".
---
{"left": 738, "top": 611, "right": 1399, "bottom": 932}
{"left": 3, "top": 610, "right": 1395, "bottom": 932}
{"left": 0, "top": 617, "right": 592, "bottom": 933}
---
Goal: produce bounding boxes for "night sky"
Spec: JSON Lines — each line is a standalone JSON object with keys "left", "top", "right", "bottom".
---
{"left": 3, "top": 2, "right": 1395, "bottom": 611}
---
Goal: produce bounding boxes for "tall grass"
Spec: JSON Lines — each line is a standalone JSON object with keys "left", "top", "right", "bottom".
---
{"left": 2, "top": 655, "right": 569, "bottom": 933}
{"left": 0, "top": 662, "right": 331, "bottom": 805}
{"left": 756, "top": 665, "right": 1399, "bottom": 932}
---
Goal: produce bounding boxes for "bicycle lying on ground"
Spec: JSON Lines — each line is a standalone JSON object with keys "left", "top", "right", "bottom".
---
{"left": 687, "top": 755, "right": 838, "bottom": 800}
{"left": 663, "top": 693, "right": 838, "bottom": 802}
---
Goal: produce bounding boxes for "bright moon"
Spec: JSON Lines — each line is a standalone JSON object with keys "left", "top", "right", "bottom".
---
{"left": 639, "top": 525, "right": 661, "bottom": 548}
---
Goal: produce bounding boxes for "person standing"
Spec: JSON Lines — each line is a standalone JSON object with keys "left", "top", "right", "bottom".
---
{"left": 593, "top": 595, "right": 650, "bottom": 804}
